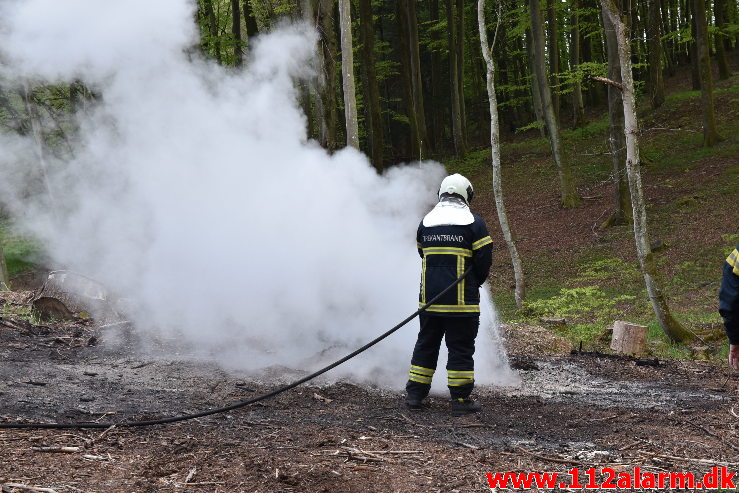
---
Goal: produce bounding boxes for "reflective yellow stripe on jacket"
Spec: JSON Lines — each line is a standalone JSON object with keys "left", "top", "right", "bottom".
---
{"left": 728, "top": 248, "right": 739, "bottom": 275}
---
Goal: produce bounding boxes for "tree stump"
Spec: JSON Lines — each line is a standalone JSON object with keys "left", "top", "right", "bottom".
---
{"left": 610, "top": 320, "right": 648, "bottom": 355}
{"left": 32, "top": 271, "right": 116, "bottom": 321}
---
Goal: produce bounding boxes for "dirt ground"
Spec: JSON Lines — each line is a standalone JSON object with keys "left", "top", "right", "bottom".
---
{"left": 1, "top": 296, "right": 738, "bottom": 493}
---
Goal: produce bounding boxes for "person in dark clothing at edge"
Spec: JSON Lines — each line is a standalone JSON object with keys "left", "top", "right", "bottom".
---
{"left": 405, "top": 173, "right": 493, "bottom": 416}
{"left": 720, "top": 245, "right": 739, "bottom": 371}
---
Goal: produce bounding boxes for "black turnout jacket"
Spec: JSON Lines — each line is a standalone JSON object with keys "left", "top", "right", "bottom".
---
{"left": 416, "top": 213, "right": 492, "bottom": 316}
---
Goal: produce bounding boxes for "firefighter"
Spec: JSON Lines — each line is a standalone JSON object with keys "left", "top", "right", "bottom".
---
{"left": 720, "top": 245, "right": 739, "bottom": 370}
{"left": 406, "top": 174, "right": 493, "bottom": 416}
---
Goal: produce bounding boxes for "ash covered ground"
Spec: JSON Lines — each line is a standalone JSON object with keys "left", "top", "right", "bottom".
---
{"left": 1, "top": 291, "right": 738, "bottom": 492}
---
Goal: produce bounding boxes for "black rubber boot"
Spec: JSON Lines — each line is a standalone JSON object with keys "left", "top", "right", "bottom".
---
{"left": 405, "top": 395, "right": 424, "bottom": 410}
{"left": 451, "top": 398, "right": 481, "bottom": 416}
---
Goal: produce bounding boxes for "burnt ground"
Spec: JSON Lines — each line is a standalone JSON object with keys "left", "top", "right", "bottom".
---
{"left": 1, "top": 302, "right": 738, "bottom": 493}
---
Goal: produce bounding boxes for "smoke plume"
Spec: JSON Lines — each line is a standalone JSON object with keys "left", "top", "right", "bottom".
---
{"left": 0, "top": 0, "right": 517, "bottom": 388}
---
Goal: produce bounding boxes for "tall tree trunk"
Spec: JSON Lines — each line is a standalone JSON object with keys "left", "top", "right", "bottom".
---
{"left": 242, "top": 0, "right": 259, "bottom": 39}
{"left": 660, "top": 0, "right": 677, "bottom": 76}
{"left": 231, "top": 0, "right": 243, "bottom": 66}
{"left": 693, "top": 0, "right": 722, "bottom": 146}
{"left": 600, "top": 0, "right": 694, "bottom": 344}
{"left": 529, "top": 0, "right": 580, "bottom": 207}
{"left": 647, "top": 0, "right": 665, "bottom": 107}
{"left": 429, "top": 0, "right": 445, "bottom": 152}
{"left": 688, "top": 1, "right": 701, "bottom": 90}
{"left": 546, "top": 0, "right": 561, "bottom": 120}
{"left": 339, "top": 0, "right": 359, "bottom": 149}
{"left": 407, "top": 0, "right": 428, "bottom": 159}
{"left": 446, "top": 0, "right": 466, "bottom": 156}
{"left": 358, "top": 0, "right": 384, "bottom": 169}
{"left": 0, "top": 243, "right": 9, "bottom": 290}
{"left": 397, "top": 0, "right": 428, "bottom": 160}
{"left": 455, "top": 0, "right": 467, "bottom": 147}
{"left": 203, "top": 0, "right": 222, "bottom": 63}
{"left": 526, "top": 29, "right": 547, "bottom": 137}
{"left": 714, "top": 0, "right": 731, "bottom": 79}
{"left": 478, "top": 0, "right": 526, "bottom": 309}
{"left": 601, "top": 1, "right": 632, "bottom": 226}
{"left": 316, "top": 0, "right": 338, "bottom": 151}
{"left": 570, "top": 0, "right": 586, "bottom": 128}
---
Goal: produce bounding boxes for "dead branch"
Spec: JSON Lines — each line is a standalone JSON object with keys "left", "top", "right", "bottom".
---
{"left": 2, "top": 483, "right": 59, "bottom": 493}
{"left": 31, "top": 446, "right": 80, "bottom": 453}
{"left": 590, "top": 75, "right": 625, "bottom": 91}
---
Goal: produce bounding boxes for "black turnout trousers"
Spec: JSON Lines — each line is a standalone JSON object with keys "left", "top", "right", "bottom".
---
{"left": 406, "top": 314, "right": 479, "bottom": 400}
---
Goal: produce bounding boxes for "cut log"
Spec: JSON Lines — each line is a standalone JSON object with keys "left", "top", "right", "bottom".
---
{"left": 31, "top": 271, "right": 117, "bottom": 322}
{"left": 610, "top": 320, "right": 648, "bottom": 355}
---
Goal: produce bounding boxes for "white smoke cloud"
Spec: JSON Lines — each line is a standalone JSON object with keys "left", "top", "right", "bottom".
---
{"left": 0, "top": 0, "right": 517, "bottom": 389}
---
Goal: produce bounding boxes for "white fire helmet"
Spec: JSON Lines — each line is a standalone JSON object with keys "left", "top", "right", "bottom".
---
{"left": 438, "top": 173, "right": 474, "bottom": 204}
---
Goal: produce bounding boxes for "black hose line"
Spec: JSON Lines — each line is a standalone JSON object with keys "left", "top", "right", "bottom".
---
{"left": 0, "top": 268, "right": 472, "bottom": 429}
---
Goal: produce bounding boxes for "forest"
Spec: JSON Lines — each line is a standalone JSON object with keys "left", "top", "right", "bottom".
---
{"left": 0, "top": 0, "right": 738, "bottom": 491}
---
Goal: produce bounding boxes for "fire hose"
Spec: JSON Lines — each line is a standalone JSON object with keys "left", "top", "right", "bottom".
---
{"left": 0, "top": 268, "right": 472, "bottom": 429}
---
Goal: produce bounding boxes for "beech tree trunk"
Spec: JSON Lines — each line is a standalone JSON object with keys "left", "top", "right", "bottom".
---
{"left": 203, "top": 0, "right": 221, "bottom": 63}
{"left": 693, "top": 0, "right": 722, "bottom": 147}
{"left": 358, "top": 0, "right": 384, "bottom": 168}
{"left": 529, "top": 0, "right": 580, "bottom": 208}
{"left": 397, "top": 0, "right": 428, "bottom": 160}
{"left": 316, "top": 0, "right": 338, "bottom": 151}
{"left": 478, "top": 0, "right": 526, "bottom": 309}
{"left": 647, "top": 0, "right": 665, "bottom": 108}
{"left": 429, "top": 0, "right": 445, "bottom": 152}
{"left": 599, "top": 0, "right": 694, "bottom": 344}
{"left": 714, "top": 0, "right": 731, "bottom": 80}
{"left": 570, "top": 0, "right": 586, "bottom": 128}
{"left": 526, "top": 29, "right": 547, "bottom": 137}
{"left": 339, "top": 0, "right": 359, "bottom": 149}
{"left": 602, "top": 4, "right": 632, "bottom": 226}
{"left": 242, "top": 0, "right": 259, "bottom": 39}
{"left": 546, "top": 0, "right": 561, "bottom": 120}
{"left": 447, "top": 0, "right": 466, "bottom": 156}
{"left": 231, "top": 0, "right": 243, "bottom": 66}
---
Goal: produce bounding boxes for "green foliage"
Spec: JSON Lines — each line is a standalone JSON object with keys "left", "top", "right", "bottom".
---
{"left": 525, "top": 286, "right": 635, "bottom": 322}
{"left": 0, "top": 220, "right": 42, "bottom": 276}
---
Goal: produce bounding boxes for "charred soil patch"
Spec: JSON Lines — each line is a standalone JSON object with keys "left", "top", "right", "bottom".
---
{"left": 1, "top": 312, "right": 738, "bottom": 492}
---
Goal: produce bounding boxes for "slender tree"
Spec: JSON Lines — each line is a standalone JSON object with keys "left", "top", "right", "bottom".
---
{"left": 203, "top": 0, "right": 222, "bottom": 63}
{"left": 231, "top": 0, "right": 243, "bottom": 66}
{"left": 397, "top": 0, "right": 428, "bottom": 160}
{"left": 242, "top": 0, "right": 259, "bottom": 39}
{"left": 339, "top": 0, "right": 359, "bottom": 149}
{"left": 546, "top": 0, "right": 561, "bottom": 119}
{"left": 599, "top": 0, "right": 694, "bottom": 343}
{"left": 447, "top": 0, "right": 466, "bottom": 156}
{"left": 714, "top": 0, "right": 731, "bottom": 80}
{"left": 358, "top": 0, "right": 384, "bottom": 168}
{"left": 570, "top": 0, "right": 586, "bottom": 127}
{"left": 526, "top": 29, "right": 547, "bottom": 137}
{"left": 315, "top": 0, "right": 338, "bottom": 151}
{"left": 529, "top": 0, "right": 580, "bottom": 207}
{"left": 601, "top": 2, "right": 631, "bottom": 226}
{"left": 647, "top": 0, "right": 665, "bottom": 107}
{"left": 693, "top": 0, "right": 722, "bottom": 146}
{"left": 478, "top": 0, "right": 526, "bottom": 308}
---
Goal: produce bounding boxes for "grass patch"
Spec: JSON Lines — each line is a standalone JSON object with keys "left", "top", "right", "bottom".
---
{"left": 0, "top": 219, "right": 42, "bottom": 276}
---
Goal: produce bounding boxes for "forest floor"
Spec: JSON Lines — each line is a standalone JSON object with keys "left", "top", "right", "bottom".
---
{"left": 0, "top": 308, "right": 738, "bottom": 493}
